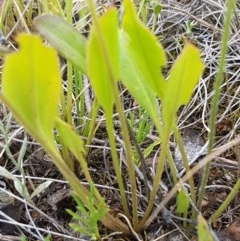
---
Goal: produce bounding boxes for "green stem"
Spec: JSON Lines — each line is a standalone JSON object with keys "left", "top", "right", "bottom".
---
{"left": 85, "top": 99, "right": 99, "bottom": 148}
{"left": 44, "top": 137, "right": 130, "bottom": 233}
{"left": 197, "top": 0, "right": 237, "bottom": 209}
{"left": 137, "top": 126, "right": 170, "bottom": 231}
{"left": 66, "top": 0, "right": 73, "bottom": 125}
{"left": 0, "top": 0, "right": 11, "bottom": 30}
{"left": 66, "top": 61, "right": 73, "bottom": 125}
{"left": 114, "top": 96, "right": 138, "bottom": 228}
{"left": 85, "top": 0, "right": 138, "bottom": 227}
{"left": 209, "top": 179, "right": 240, "bottom": 222}
{"left": 106, "top": 115, "right": 130, "bottom": 218}
{"left": 41, "top": 0, "right": 49, "bottom": 13}
{"left": 73, "top": 67, "right": 82, "bottom": 129}
{"left": 166, "top": 147, "right": 178, "bottom": 185}
{"left": 174, "top": 126, "right": 196, "bottom": 220}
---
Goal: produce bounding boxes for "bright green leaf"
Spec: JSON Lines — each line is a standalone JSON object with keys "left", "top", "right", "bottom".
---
{"left": 55, "top": 118, "right": 86, "bottom": 161}
{"left": 119, "top": 31, "right": 160, "bottom": 129}
{"left": 34, "top": 15, "right": 87, "bottom": 73}
{"left": 162, "top": 43, "right": 204, "bottom": 129}
{"left": 87, "top": 8, "right": 119, "bottom": 114}
{"left": 122, "top": 0, "right": 166, "bottom": 98}
{"left": 197, "top": 214, "right": 214, "bottom": 241}
{"left": 2, "top": 33, "right": 61, "bottom": 143}
{"left": 176, "top": 189, "right": 189, "bottom": 213}
{"left": 54, "top": 118, "right": 94, "bottom": 182}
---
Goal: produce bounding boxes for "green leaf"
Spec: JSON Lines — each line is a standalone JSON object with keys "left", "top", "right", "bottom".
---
{"left": 122, "top": 0, "right": 166, "bottom": 98}
{"left": 153, "top": 4, "right": 162, "bottom": 15}
{"left": 87, "top": 8, "right": 119, "bottom": 114}
{"left": 119, "top": 31, "right": 160, "bottom": 128}
{"left": 34, "top": 15, "right": 87, "bottom": 73}
{"left": 197, "top": 214, "right": 214, "bottom": 241}
{"left": 2, "top": 33, "right": 61, "bottom": 142}
{"left": 55, "top": 118, "right": 86, "bottom": 161}
{"left": 176, "top": 189, "right": 189, "bottom": 213}
{"left": 54, "top": 118, "right": 97, "bottom": 186}
{"left": 162, "top": 43, "right": 204, "bottom": 129}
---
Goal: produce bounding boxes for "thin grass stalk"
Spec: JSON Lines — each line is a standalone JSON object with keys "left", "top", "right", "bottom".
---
{"left": 197, "top": 0, "right": 237, "bottom": 209}
{"left": 143, "top": 136, "right": 240, "bottom": 229}
{"left": 174, "top": 126, "right": 196, "bottom": 220}
{"left": 14, "top": 0, "right": 32, "bottom": 27}
{"left": 60, "top": 82, "right": 67, "bottom": 121}
{"left": 36, "top": 1, "right": 41, "bottom": 15}
{"left": 0, "top": 114, "right": 19, "bottom": 166}
{"left": 166, "top": 149, "right": 178, "bottom": 185}
{"left": 137, "top": 126, "right": 170, "bottom": 231}
{"left": 25, "top": 1, "right": 33, "bottom": 26}
{"left": 17, "top": 135, "right": 28, "bottom": 192}
{"left": 151, "top": 11, "right": 157, "bottom": 32}
{"left": 58, "top": 0, "right": 73, "bottom": 123}
{"left": 137, "top": 0, "right": 147, "bottom": 23}
{"left": 53, "top": 0, "right": 65, "bottom": 18}
{"left": 65, "top": 0, "right": 73, "bottom": 125}
{"left": 0, "top": 0, "right": 11, "bottom": 30}
{"left": 209, "top": 179, "right": 240, "bottom": 222}
{"left": 136, "top": 115, "right": 166, "bottom": 230}
{"left": 114, "top": 97, "right": 138, "bottom": 228}
{"left": 66, "top": 62, "right": 73, "bottom": 125}
{"left": 12, "top": 0, "right": 30, "bottom": 33}
{"left": 41, "top": 0, "right": 49, "bottom": 13}
{"left": 106, "top": 115, "right": 130, "bottom": 218}
{"left": 73, "top": 67, "right": 84, "bottom": 130}
{"left": 85, "top": 99, "right": 99, "bottom": 148}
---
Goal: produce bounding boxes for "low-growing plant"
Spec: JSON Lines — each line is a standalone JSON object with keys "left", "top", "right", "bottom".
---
{"left": 0, "top": 0, "right": 238, "bottom": 239}
{"left": 67, "top": 184, "right": 108, "bottom": 240}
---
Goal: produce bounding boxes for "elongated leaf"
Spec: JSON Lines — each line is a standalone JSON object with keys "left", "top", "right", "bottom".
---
{"left": 34, "top": 15, "right": 87, "bottom": 73}
{"left": 122, "top": 0, "right": 166, "bottom": 98}
{"left": 87, "top": 8, "right": 119, "bottom": 114}
{"left": 162, "top": 43, "right": 204, "bottom": 128}
{"left": 2, "top": 33, "right": 60, "bottom": 142}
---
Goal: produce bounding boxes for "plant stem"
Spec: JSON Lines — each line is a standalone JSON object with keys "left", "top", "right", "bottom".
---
{"left": 44, "top": 136, "right": 130, "bottom": 233}
{"left": 85, "top": 0, "right": 138, "bottom": 227}
{"left": 66, "top": 61, "right": 73, "bottom": 125}
{"left": 66, "top": 0, "right": 73, "bottom": 125}
{"left": 106, "top": 115, "right": 130, "bottom": 218}
{"left": 114, "top": 95, "right": 139, "bottom": 228}
{"left": 210, "top": 179, "right": 240, "bottom": 222}
{"left": 85, "top": 99, "right": 99, "bottom": 148}
{"left": 174, "top": 126, "right": 196, "bottom": 220}
{"left": 197, "top": 0, "right": 237, "bottom": 209}
{"left": 137, "top": 125, "right": 170, "bottom": 231}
